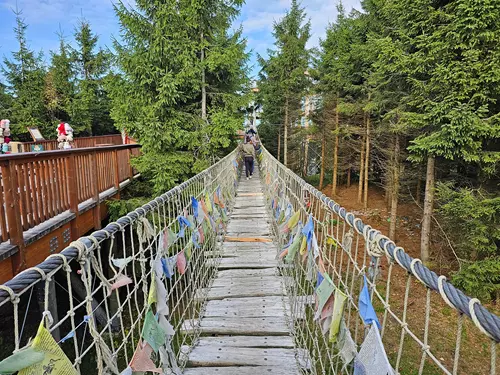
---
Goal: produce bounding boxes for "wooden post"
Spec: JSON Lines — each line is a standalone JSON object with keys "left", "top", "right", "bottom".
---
{"left": 92, "top": 151, "right": 101, "bottom": 230}
{"left": 66, "top": 154, "right": 80, "bottom": 239}
{"left": 112, "top": 150, "right": 121, "bottom": 199}
{"left": 2, "top": 161, "right": 26, "bottom": 274}
{"left": 129, "top": 149, "right": 134, "bottom": 180}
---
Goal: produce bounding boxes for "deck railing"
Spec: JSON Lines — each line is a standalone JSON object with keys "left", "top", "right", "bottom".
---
{"left": 0, "top": 145, "right": 140, "bottom": 246}
{"left": 20, "top": 134, "right": 124, "bottom": 152}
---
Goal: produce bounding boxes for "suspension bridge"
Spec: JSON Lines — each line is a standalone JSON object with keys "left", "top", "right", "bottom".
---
{"left": 0, "top": 146, "right": 497, "bottom": 375}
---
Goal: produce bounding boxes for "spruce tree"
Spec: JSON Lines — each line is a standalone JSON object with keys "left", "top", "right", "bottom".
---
{"left": 46, "top": 32, "right": 75, "bottom": 124}
{"left": 71, "top": 20, "right": 113, "bottom": 135}
{"left": 258, "top": 0, "right": 311, "bottom": 167}
{"left": 111, "top": 0, "right": 249, "bottom": 192}
{"left": 2, "top": 9, "right": 48, "bottom": 137}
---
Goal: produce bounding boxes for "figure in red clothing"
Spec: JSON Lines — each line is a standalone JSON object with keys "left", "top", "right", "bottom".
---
{"left": 57, "top": 122, "right": 74, "bottom": 149}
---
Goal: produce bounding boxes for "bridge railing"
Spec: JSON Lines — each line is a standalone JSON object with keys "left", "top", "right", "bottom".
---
{"left": 259, "top": 147, "right": 499, "bottom": 375}
{"left": 0, "top": 148, "right": 240, "bottom": 373}
{"left": 20, "top": 134, "right": 124, "bottom": 152}
{"left": 0, "top": 145, "right": 140, "bottom": 246}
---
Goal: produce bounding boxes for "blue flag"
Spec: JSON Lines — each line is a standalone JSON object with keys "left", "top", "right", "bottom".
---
{"left": 316, "top": 272, "right": 324, "bottom": 290}
{"left": 301, "top": 214, "right": 314, "bottom": 251}
{"left": 177, "top": 215, "right": 191, "bottom": 238}
{"left": 192, "top": 232, "right": 201, "bottom": 249}
{"left": 191, "top": 197, "right": 199, "bottom": 219}
{"left": 358, "top": 276, "right": 381, "bottom": 329}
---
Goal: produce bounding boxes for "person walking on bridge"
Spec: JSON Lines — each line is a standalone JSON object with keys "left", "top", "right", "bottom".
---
{"left": 242, "top": 136, "right": 256, "bottom": 180}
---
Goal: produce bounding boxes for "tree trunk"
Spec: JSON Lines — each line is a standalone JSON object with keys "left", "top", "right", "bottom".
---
{"left": 284, "top": 98, "right": 289, "bottom": 167}
{"left": 347, "top": 168, "right": 351, "bottom": 187}
{"left": 303, "top": 137, "right": 309, "bottom": 177}
{"left": 332, "top": 99, "right": 339, "bottom": 196}
{"left": 389, "top": 135, "right": 400, "bottom": 240}
{"left": 358, "top": 135, "right": 365, "bottom": 203}
{"left": 277, "top": 126, "right": 281, "bottom": 163}
{"left": 363, "top": 114, "right": 370, "bottom": 209}
{"left": 420, "top": 156, "right": 435, "bottom": 263}
{"left": 416, "top": 173, "right": 422, "bottom": 205}
{"left": 319, "top": 130, "right": 326, "bottom": 190}
{"left": 201, "top": 32, "right": 207, "bottom": 121}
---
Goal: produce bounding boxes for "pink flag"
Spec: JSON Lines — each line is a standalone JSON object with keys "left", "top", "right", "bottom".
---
{"left": 198, "top": 227, "right": 205, "bottom": 244}
{"left": 177, "top": 251, "right": 187, "bottom": 275}
{"left": 109, "top": 275, "right": 133, "bottom": 295}
{"left": 130, "top": 340, "right": 162, "bottom": 373}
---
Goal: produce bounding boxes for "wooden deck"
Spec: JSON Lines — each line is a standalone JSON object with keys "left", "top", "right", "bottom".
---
{"left": 0, "top": 143, "right": 140, "bottom": 282}
{"left": 182, "top": 168, "right": 303, "bottom": 374}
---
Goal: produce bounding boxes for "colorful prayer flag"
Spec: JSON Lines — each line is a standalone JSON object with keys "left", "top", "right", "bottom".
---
{"left": 177, "top": 251, "right": 187, "bottom": 275}
{"left": 130, "top": 340, "right": 162, "bottom": 373}
{"left": 355, "top": 324, "right": 394, "bottom": 375}
{"left": 18, "top": 323, "right": 77, "bottom": 375}
{"left": 110, "top": 274, "right": 133, "bottom": 295}
{"left": 315, "top": 274, "right": 335, "bottom": 321}
{"left": 161, "top": 256, "right": 177, "bottom": 279}
{"left": 0, "top": 346, "right": 45, "bottom": 374}
{"left": 148, "top": 274, "right": 157, "bottom": 306}
{"left": 329, "top": 288, "right": 348, "bottom": 343}
{"left": 111, "top": 256, "right": 134, "bottom": 270}
{"left": 141, "top": 309, "right": 166, "bottom": 353}
{"left": 359, "top": 276, "right": 381, "bottom": 329}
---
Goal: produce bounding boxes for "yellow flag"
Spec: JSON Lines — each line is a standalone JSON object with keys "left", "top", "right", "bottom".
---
{"left": 287, "top": 211, "right": 301, "bottom": 231}
{"left": 299, "top": 236, "right": 307, "bottom": 255}
{"left": 204, "top": 193, "right": 212, "bottom": 213}
{"left": 329, "top": 288, "right": 348, "bottom": 343}
{"left": 148, "top": 274, "right": 157, "bottom": 306}
{"left": 19, "top": 323, "right": 77, "bottom": 375}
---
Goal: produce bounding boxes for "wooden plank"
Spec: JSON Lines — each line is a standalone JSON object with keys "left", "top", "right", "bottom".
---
{"left": 217, "top": 268, "right": 277, "bottom": 278}
{"left": 194, "top": 336, "right": 295, "bottom": 348}
{"left": 206, "top": 284, "right": 284, "bottom": 300}
{"left": 182, "top": 317, "right": 289, "bottom": 336}
{"left": 217, "top": 252, "right": 277, "bottom": 262}
{"left": 205, "top": 296, "right": 288, "bottom": 318}
{"left": 185, "top": 346, "right": 298, "bottom": 368}
{"left": 184, "top": 366, "right": 298, "bottom": 375}
{"left": 212, "top": 275, "right": 282, "bottom": 287}
{"left": 224, "top": 236, "right": 272, "bottom": 243}
{"left": 237, "top": 192, "right": 263, "bottom": 197}
{"left": 218, "top": 258, "right": 278, "bottom": 269}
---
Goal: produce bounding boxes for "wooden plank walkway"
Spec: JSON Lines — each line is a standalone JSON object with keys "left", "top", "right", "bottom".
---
{"left": 183, "top": 167, "right": 303, "bottom": 374}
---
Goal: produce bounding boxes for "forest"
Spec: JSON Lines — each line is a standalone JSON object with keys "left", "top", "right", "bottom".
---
{"left": 257, "top": 0, "right": 500, "bottom": 302}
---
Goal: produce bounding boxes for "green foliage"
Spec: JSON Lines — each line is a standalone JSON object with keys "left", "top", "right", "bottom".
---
{"left": 111, "top": 0, "right": 249, "bottom": 194}
{"left": 107, "top": 197, "right": 151, "bottom": 222}
{"left": 2, "top": 9, "right": 49, "bottom": 138}
{"left": 71, "top": 21, "right": 114, "bottom": 135}
{"left": 257, "top": 0, "right": 311, "bottom": 157}
{"left": 436, "top": 182, "right": 500, "bottom": 260}
{"left": 0, "top": 10, "right": 115, "bottom": 138}
{"left": 437, "top": 182, "right": 500, "bottom": 301}
{"left": 452, "top": 258, "right": 500, "bottom": 302}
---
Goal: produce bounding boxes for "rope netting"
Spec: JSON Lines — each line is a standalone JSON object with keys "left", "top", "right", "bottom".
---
{"left": 259, "top": 147, "right": 499, "bottom": 375}
{"left": 0, "top": 149, "right": 241, "bottom": 374}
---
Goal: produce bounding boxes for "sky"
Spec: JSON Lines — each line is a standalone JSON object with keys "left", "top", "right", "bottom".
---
{"left": 0, "top": 0, "right": 361, "bottom": 78}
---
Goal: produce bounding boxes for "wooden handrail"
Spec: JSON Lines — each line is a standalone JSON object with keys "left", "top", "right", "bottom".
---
{"left": 20, "top": 134, "right": 123, "bottom": 152}
{"left": 0, "top": 144, "right": 140, "bottom": 161}
{"left": 0, "top": 143, "right": 141, "bottom": 271}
